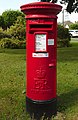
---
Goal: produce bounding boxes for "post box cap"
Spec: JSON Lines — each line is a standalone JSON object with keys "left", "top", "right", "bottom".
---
{"left": 20, "top": 2, "right": 62, "bottom": 16}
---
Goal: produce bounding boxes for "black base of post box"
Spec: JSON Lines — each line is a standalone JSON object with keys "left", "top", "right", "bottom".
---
{"left": 26, "top": 97, "right": 57, "bottom": 120}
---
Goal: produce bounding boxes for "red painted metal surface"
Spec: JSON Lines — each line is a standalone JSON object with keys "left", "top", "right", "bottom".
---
{"left": 20, "top": 2, "right": 62, "bottom": 101}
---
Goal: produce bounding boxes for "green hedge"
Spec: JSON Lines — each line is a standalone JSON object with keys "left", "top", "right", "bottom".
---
{"left": 0, "top": 25, "right": 71, "bottom": 49}
{"left": 0, "top": 27, "right": 11, "bottom": 40}
{"left": 0, "top": 38, "right": 26, "bottom": 49}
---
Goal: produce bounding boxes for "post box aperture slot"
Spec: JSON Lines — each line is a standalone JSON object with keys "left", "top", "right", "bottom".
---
{"left": 29, "top": 24, "right": 53, "bottom": 31}
{"left": 35, "top": 33, "right": 47, "bottom": 52}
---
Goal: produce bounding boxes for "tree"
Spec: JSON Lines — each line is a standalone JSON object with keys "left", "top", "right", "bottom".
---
{"left": 2, "top": 10, "right": 25, "bottom": 29}
{"left": 60, "top": 0, "right": 78, "bottom": 13}
{"left": 69, "top": 23, "right": 78, "bottom": 29}
{"left": 7, "top": 16, "right": 26, "bottom": 40}
{"left": 0, "top": 16, "right": 4, "bottom": 28}
{"left": 40, "top": 0, "right": 78, "bottom": 13}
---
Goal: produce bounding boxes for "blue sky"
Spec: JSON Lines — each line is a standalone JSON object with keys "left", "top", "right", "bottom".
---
{"left": 0, "top": 0, "right": 78, "bottom": 23}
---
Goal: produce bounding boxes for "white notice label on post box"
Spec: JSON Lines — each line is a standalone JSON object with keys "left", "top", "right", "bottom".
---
{"left": 48, "top": 39, "right": 54, "bottom": 45}
{"left": 32, "top": 53, "right": 49, "bottom": 57}
{"left": 35, "top": 34, "right": 46, "bottom": 52}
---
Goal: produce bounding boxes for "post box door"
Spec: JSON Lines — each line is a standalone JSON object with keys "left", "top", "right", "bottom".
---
{"left": 26, "top": 31, "right": 56, "bottom": 100}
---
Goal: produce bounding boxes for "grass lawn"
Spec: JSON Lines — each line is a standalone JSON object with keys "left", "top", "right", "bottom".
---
{"left": 57, "top": 44, "right": 78, "bottom": 119}
{"left": 0, "top": 40, "right": 78, "bottom": 120}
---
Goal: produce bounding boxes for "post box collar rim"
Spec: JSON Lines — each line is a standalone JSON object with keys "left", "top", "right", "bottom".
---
{"left": 20, "top": 2, "right": 62, "bottom": 16}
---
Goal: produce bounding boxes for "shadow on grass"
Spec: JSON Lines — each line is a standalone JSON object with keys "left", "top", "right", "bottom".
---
{"left": 57, "top": 89, "right": 78, "bottom": 112}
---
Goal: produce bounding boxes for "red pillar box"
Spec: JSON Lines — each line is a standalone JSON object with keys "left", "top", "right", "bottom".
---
{"left": 20, "top": 2, "right": 62, "bottom": 119}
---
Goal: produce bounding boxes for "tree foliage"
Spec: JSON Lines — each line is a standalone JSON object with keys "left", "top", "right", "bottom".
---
{"left": 2, "top": 10, "right": 25, "bottom": 29}
{"left": 0, "top": 16, "right": 4, "bottom": 28}
{"left": 0, "top": 27, "right": 11, "bottom": 40}
{"left": 40, "top": 0, "right": 78, "bottom": 13}
{"left": 0, "top": 15, "right": 26, "bottom": 49}
{"left": 69, "top": 23, "right": 78, "bottom": 29}
{"left": 60, "top": 0, "right": 78, "bottom": 13}
{"left": 7, "top": 16, "right": 26, "bottom": 40}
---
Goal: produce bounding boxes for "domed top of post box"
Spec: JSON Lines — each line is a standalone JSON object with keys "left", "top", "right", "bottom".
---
{"left": 20, "top": 2, "right": 62, "bottom": 18}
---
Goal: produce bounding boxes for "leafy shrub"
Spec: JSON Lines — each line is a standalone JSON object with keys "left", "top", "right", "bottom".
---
{"left": 18, "top": 41, "right": 26, "bottom": 49}
{"left": 57, "top": 25, "right": 71, "bottom": 47}
{"left": 2, "top": 10, "right": 25, "bottom": 29}
{"left": 7, "top": 16, "right": 26, "bottom": 41}
{"left": 57, "top": 38, "right": 71, "bottom": 47}
{"left": 0, "top": 38, "right": 26, "bottom": 49}
{"left": 0, "top": 27, "right": 11, "bottom": 40}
